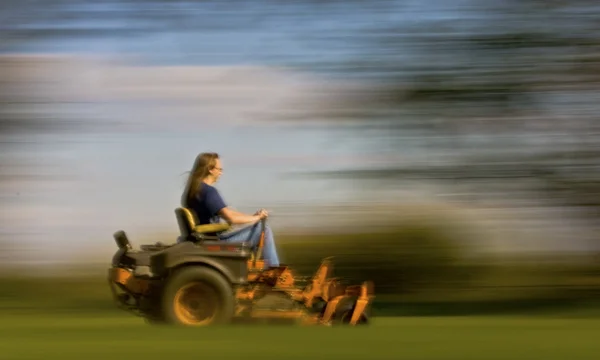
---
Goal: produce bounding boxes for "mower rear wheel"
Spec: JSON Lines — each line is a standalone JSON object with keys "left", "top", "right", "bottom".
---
{"left": 161, "top": 266, "right": 234, "bottom": 326}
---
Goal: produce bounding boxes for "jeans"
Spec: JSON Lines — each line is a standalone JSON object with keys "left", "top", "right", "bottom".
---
{"left": 219, "top": 222, "right": 280, "bottom": 267}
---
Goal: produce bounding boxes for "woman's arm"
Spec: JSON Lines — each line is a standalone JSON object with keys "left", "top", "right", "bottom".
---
{"left": 218, "top": 207, "right": 266, "bottom": 225}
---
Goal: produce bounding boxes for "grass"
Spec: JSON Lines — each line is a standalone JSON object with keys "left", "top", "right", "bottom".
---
{"left": 1, "top": 225, "right": 599, "bottom": 359}
{"left": 1, "top": 312, "right": 600, "bottom": 359}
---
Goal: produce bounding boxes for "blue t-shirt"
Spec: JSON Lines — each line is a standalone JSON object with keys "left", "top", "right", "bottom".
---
{"left": 186, "top": 183, "right": 227, "bottom": 225}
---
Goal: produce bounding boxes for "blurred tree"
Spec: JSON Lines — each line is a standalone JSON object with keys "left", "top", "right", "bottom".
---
{"left": 0, "top": 56, "right": 105, "bottom": 183}
{"left": 291, "top": 0, "right": 600, "bottom": 231}
{"left": 280, "top": 219, "right": 475, "bottom": 294}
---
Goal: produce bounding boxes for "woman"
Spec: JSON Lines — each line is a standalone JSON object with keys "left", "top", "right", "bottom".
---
{"left": 181, "top": 152, "right": 280, "bottom": 268}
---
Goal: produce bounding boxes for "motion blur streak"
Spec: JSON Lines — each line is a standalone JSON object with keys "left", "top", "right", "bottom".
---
{"left": 1, "top": 1, "right": 600, "bottom": 359}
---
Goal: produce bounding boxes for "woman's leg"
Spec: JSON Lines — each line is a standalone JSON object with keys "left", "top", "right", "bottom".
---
{"left": 219, "top": 223, "right": 280, "bottom": 267}
{"left": 261, "top": 225, "right": 280, "bottom": 267}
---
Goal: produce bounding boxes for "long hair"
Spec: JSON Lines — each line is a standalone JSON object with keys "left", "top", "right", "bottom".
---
{"left": 181, "top": 152, "right": 220, "bottom": 207}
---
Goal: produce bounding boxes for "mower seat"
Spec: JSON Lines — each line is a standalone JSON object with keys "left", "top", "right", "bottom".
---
{"left": 174, "top": 207, "right": 231, "bottom": 241}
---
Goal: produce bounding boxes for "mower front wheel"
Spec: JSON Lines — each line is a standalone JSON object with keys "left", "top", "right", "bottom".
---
{"left": 331, "top": 298, "right": 369, "bottom": 326}
{"left": 161, "top": 266, "right": 234, "bottom": 326}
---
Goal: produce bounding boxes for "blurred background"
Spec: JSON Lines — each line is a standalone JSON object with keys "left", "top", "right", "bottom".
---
{"left": 2, "top": 0, "right": 600, "bottom": 324}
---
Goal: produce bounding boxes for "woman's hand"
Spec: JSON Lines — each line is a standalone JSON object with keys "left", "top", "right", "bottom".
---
{"left": 255, "top": 208, "right": 269, "bottom": 219}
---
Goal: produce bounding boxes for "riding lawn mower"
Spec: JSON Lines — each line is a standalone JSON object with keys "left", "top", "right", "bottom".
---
{"left": 108, "top": 207, "right": 375, "bottom": 326}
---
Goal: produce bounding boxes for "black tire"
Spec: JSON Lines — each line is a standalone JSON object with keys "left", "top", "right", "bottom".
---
{"left": 140, "top": 292, "right": 167, "bottom": 325}
{"left": 339, "top": 308, "right": 369, "bottom": 325}
{"left": 331, "top": 298, "right": 369, "bottom": 326}
{"left": 161, "top": 266, "right": 234, "bottom": 326}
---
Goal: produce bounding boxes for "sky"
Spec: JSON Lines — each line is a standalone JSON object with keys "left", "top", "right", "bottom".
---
{"left": 2, "top": 0, "right": 598, "bottom": 263}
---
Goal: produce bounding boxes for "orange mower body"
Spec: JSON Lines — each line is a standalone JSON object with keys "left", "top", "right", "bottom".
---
{"left": 108, "top": 207, "right": 375, "bottom": 326}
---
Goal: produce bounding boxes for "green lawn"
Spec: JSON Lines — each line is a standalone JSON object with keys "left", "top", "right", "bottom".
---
{"left": 1, "top": 313, "right": 599, "bottom": 359}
